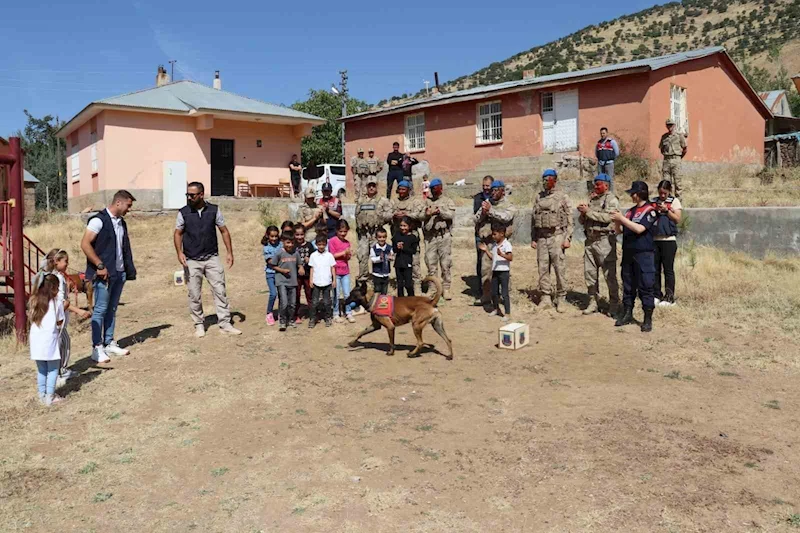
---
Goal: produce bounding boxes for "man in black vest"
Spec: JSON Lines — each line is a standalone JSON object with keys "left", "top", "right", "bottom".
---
{"left": 174, "top": 182, "right": 242, "bottom": 338}
{"left": 81, "top": 190, "right": 138, "bottom": 364}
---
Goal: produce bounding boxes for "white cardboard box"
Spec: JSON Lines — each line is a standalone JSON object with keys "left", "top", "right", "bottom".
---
{"left": 498, "top": 322, "right": 529, "bottom": 350}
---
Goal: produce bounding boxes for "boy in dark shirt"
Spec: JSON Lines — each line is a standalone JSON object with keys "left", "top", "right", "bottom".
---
{"left": 392, "top": 216, "right": 418, "bottom": 297}
{"left": 293, "top": 224, "right": 315, "bottom": 323}
{"left": 269, "top": 232, "right": 304, "bottom": 331}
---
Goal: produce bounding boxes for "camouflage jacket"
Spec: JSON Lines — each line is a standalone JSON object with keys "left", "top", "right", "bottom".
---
{"left": 366, "top": 157, "right": 384, "bottom": 176}
{"left": 532, "top": 187, "right": 573, "bottom": 240}
{"left": 473, "top": 195, "right": 516, "bottom": 239}
{"left": 422, "top": 195, "right": 456, "bottom": 237}
{"left": 660, "top": 131, "right": 686, "bottom": 157}
{"left": 390, "top": 195, "right": 425, "bottom": 235}
{"left": 580, "top": 191, "right": 620, "bottom": 236}
{"left": 355, "top": 194, "right": 392, "bottom": 233}
{"left": 298, "top": 203, "right": 325, "bottom": 234}
{"left": 351, "top": 156, "right": 370, "bottom": 176}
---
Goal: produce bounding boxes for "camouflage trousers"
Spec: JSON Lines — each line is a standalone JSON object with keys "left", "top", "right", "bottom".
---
{"left": 537, "top": 232, "right": 568, "bottom": 299}
{"left": 354, "top": 175, "right": 369, "bottom": 200}
{"left": 424, "top": 232, "right": 452, "bottom": 290}
{"left": 356, "top": 229, "right": 378, "bottom": 284}
{"left": 584, "top": 234, "right": 619, "bottom": 304}
{"left": 662, "top": 157, "right": 682, "bottom": 197}
{"left": 479, "top": 235, "right": 493, "bottom": 303}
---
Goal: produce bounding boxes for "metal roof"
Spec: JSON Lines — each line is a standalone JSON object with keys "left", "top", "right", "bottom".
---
{"left": 344, "top": 47, "right": 741, "bottom": 121}
{"left": 759, "top": 90, "right": 784, "bottom": 110}
{"left": 24, "top": 170, "right": 39, "bottom": 184}
{"left": 59, "top": 80, "right": 324, "bottom": 137}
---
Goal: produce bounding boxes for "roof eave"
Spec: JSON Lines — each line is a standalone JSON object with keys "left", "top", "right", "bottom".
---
{"left": 341, "top": 66, "right": 651, "bottom": 123}
{"left": 717, "top": 50, "right": 773, "bottom": 120}
{"left": 195, "top": 108, "right": 326, "bottom": 126}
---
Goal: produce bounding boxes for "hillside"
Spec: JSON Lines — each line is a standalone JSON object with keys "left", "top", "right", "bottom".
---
{"left": 377, "top": 0, "right": 800, "bottom": 107}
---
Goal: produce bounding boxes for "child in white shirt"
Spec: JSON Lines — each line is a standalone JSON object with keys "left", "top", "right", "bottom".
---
{"left": 307, "top": 234, "right": 337, "bottom": 328}
{"left": 478, "top": 224, "right": 513, "bottom": 317}
{"left": 28, "top": 274, "right": 66, "bottom": 406}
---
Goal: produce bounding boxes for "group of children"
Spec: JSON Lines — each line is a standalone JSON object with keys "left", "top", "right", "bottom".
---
{"left": 260, "top": 214, "right": 514, "bottom": 327}
{"left": 28, "top": 249, "right": 91, "bottom": 406}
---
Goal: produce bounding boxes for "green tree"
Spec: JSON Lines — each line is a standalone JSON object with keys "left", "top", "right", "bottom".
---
{"left": 16, "top": 110, "right": 67, "bottom": 210}
{"left": 291, "top": 89, "right": 370, "bottom": 166}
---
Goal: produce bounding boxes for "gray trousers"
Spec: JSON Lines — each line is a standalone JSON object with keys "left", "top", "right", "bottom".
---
{"left": 597, "top": 160, "right": 615, "bottom": 191}
{"left": 186, "top": 255, "right": 231, "bottom": 327}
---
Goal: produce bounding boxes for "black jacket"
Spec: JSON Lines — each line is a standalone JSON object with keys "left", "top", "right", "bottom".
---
{"left": 85, "top": 209, "right": 136, "bottom": 281}
{"left": 392, "top": 233, "right": 418, "bottom": 268}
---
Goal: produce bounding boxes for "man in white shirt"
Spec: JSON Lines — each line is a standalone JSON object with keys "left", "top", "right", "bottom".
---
{"left": 80, "top": 190, "right": 137, "bottom": 363}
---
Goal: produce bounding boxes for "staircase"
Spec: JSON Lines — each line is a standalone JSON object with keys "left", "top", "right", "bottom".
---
{"left": 457, "top": 155, "right": 561, "bottom": 186}
{"left": 0, "top": 200, "right": 44, "bottom": 308}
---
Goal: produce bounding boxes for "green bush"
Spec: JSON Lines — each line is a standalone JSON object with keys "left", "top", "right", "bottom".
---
{"left": 614, "top": 136, "right": 651, "bottom": 179}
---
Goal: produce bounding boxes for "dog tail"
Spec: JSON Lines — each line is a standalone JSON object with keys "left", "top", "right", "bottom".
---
{"left": 424, "top": 276, "right": 443, "bottom": 307}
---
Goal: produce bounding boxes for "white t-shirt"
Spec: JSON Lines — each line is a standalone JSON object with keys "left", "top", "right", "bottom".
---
{"left": 308, "top": 251, "right": 336, "bottom": 287}
{"left": 175, "top": 206, "right": 226, "bottom": 229}
{"left": 491, "top": 239, "right": 513, "bottom": 272}
{"left": 29, "top": 300, "right": 64, "bottom": 361}
{"left": 86, "top": 209, "right": 125, "bottom": 272}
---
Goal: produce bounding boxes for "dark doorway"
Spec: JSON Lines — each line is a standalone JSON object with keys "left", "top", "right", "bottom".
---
{"left": 210, "top": 139, "right": 235, "bottom": 196}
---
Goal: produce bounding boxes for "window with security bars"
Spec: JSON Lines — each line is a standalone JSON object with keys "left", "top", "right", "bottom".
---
{"left": 670, "top": 85, "right": 688, "bottom": 135}
{"left": 404, "top": 113, "right": 425, "bottom": 151}
{"left": 90, "top": 131, "right": 98, "bottom": 173}
{"left": 476, "top": 101, "right": 502, "bottom": 144}
{"left": 70, "top": 148, "right": 80, "bottom": 181}
{"left": 541, "top": 92, "right": 554, "bottom": 113}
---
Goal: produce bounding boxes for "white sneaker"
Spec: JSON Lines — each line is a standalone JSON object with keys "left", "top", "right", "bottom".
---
{"left": 55, "top": 375, "right": 67, "bottom": 390}
{"left": 654, "top": 298, "right": 661, "bottom": 306}
{"left": 105, "top": 341, "right": 130, "bottom": 356}
{"left": 352, "top": 306, "right": 367, "bottom": 316}
{"left": 346, "top": 314, "right": 356, "bottom": 323}
{"left": 91, "top": 346, "right": 111, "bottom": 363}
{"left": 219, "top": 323, "right": 242, "bottom": 335}
{"left": 61, "top": 369, "right": 79, "bottom": 381}
{"left": 195, "top": 325, "right": 206, "bottom": 338}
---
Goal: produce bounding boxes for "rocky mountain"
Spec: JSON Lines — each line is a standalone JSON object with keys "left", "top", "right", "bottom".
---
{"left": 377, "top": 0, "right": 800, "bottom": 107}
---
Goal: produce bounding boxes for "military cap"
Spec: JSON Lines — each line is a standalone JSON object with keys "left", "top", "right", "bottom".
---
{"left": 542, "top": 168, "right": 558, "bottom": 178}
{"left": 304, "top": 188, "right": 316, "bottom": 198}
{"left": 429, "top": 178, "right": 443, "bottom": 188}
{"left": 321, "top": 182, "right": 333, "bottom": 191}
{"left": 397, "top": 180, "right": 411, "bottom": 188}
{"left": 594, "top": 174, "right": 611, "bottom": 183}
{"left": 491, "top": 180, "right": 505, "bottom": 188}
{"left": 357, "top": 147, "right": 364, "bottom": 153}
{"left": 625, "top": 180, "right": 648, "bottom": 195}
{"left": 665, "top": 118, "right": 676, "bottom": 125}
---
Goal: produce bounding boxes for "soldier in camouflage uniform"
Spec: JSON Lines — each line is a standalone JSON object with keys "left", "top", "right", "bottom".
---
{"left": 473, "top": 180, "right": 516, "bottom": 307}
{"left": 351, "top": 148, "right": 370, "bottom": 200}
{"left": 422, "top": 178, "right": 456, "bottom": 300}
{"left": 366, "top": 149, "right": 384, "bottom": 194}
{"left": 531, "top": 169, "right": 574, "bottom": 313}
{"left": 390, "top": 180, "right": 425, "bottom": 293}
{"left": 577, "top": 174, "right": 620, "bottom": 316}
{"left": 355, "top": 178, "right": 392, "bottom": 285}
{"left": 660, "top": 119, "right": 687, "bottom": 197}
{"left": 297, "top": 188, "right": 325, "bottom": 242}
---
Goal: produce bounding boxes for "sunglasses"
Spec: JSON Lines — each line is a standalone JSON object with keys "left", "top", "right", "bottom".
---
{"left": 186, "top": 192, "right": 201, "bottom": 198}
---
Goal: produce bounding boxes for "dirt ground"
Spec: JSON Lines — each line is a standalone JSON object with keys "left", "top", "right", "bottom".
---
{"left": 1, "top": 210, "right": 799, "bottom": 533}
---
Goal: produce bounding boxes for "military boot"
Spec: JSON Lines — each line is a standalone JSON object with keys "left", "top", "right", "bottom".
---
{"left": 538, "top": 295, "right": 553, "bottom": 310}
{"left": 641, "top": 308, "right": 654, "bottom": 333}
{"left": 614, "top": 305, "right": 634, "bottom": 327}
{"left": 582, "top": 296, "right": 599, "bottom": 315}
{"left": 608, "top": 301, "right": 620, "bottom": 317}
{"left": 555, "top": 296, "right": 567, "bottom": 313}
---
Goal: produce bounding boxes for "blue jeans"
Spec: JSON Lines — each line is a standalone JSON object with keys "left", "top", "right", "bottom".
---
{"left": 92, "top": 273, "right": 126, "bottom": 347}
{"left": 333, "top": 274, "right": 357, "bottom": 316}
{"left": 597, "top": 161, "right": 615, "bottom": 191}
{"left": 36, "top": 360, "right": 60, "bottom": 396}
{"left": 266, "top": 272, "right": 277, "bottom": 315}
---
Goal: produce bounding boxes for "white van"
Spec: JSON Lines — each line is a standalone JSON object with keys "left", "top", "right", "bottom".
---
{"left": 301, "top": 164, "right": 348, "bottom": 200}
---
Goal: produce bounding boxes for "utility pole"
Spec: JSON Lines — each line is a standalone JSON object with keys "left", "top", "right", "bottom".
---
{"left": 56, "top": 115, "right": 62, "bottom": 210}
{"left": 169, "top": 60, "right": 177, "bottom": 81}
{"left": 339, "top": 70, "right": 348, "bottom": 165}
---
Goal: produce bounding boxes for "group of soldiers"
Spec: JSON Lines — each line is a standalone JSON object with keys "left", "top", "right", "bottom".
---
{"left": 350, "top": 148, "right": 385, "bottom": 199}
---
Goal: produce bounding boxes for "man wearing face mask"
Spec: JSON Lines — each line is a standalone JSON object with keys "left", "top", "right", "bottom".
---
{"left": 577, "top": 174, "right": 620, "bottom": 316}
{"left": 531, "top": 169, "right": 573, "bottom": 312}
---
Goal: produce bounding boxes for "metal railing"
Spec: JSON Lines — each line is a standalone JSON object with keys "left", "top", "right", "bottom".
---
{"left": 0, "top": 201, "right": 10, "bottom": 276}
{"left": 0, "top": 201, "right": 44, "bottom": 301}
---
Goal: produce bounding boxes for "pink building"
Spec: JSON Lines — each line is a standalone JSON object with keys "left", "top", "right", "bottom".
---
{"left": 342, "top": 47, "right": 772, "bottom": 186}
{"left": 58, "top": 69, "right": 324, "bottom": 212}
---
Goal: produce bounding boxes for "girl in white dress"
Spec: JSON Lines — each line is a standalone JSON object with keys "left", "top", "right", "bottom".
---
{"left": 29, "top": 274, "right": 65, "bottom": 405}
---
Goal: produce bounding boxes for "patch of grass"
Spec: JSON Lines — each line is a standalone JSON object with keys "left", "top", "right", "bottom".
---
{"left": 280, "top": 362, "right": 289, "bottom": 368}
{"left": 295, "top": 409, "right": 307, "bottom": 415}
{"left": 334, "top": 345, "right": 345, "bottom": 350}
{"left": 464, "top": 377, "right": 474, "bottom": 383}
{"left": 787, "top": 514, "right": 800, "bottom": 527}
{"left": 422, "top": 450, "right": 440, "bottom": 460}
{"left": 79, "top": 462, "right": 99, "bottom": 475}
{"left": 646, "top": 368, "right": 659, "bottom": 373}
{"left": 664, "top": 370, "right": 682, "bottom": 380}
{"left": 764, "top": 400, "right": 781, "bottom": 410}
{"left": 640, "top": 473, "right": 653, "bottom": 481}
{"left": 487, "top": 397, "right": 499, "bottom": 403}
{"left": 415, "top": 468, "right": 426, "bottom": 473}
{"left": 718, "top": 371, "right": 739, "bottom": 377}
{"left": 211, "top": 467, "right": 229, "bottom": 477}
{"left": 744, "top": 462, "right": 758, "bottom": 468}
{"left": 416, "top": 425, "right": 433, "bottom": 432}
{"left": 106, "top": 412, "right": 122, "bottom": 420}
{"left": 292, "top": 506, "right": 306, "bottom": 516}
{"left": 771, "top": 498, "right": 790, "bottom": 505}
{"left": 93, "top": 492, "right": 113, "bottom": 503}
{"left": 182, "top": 439, "right": 197, "bottom": 447}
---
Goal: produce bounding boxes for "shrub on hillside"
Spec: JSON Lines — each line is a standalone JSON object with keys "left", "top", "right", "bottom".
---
{"left": 614, "top": 136, "right": 651, "bottom": 179}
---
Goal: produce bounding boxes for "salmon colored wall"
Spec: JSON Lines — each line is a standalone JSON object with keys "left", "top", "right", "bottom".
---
{"left": 80, "top": 111, "right": 301, "bottom": 196}
{"left": 67, "top": 115, "right": 106, "bottom": 198}
{"left": 647, "top": 55, "right": 765, "bottom": 163}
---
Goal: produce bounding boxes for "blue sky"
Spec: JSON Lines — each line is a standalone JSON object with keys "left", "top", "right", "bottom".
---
{"left": 1, "top": 0, "right": 660, "bottom": 135}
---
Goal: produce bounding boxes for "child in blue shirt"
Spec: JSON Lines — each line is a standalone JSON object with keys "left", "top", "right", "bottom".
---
{"left": 261, "top": 225, "right": 282, "bottom": 325}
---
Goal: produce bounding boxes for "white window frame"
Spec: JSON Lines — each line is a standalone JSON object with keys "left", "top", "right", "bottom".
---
{"left": 670, "top": 84, "right": 688, "bottom": 135}
{"left": 476, "top": 100, "right": 503, "bottom": 144}
{"left": 70, "top": 144, "right": 80, "bottom": 182}
{"left": 90, "top": 131, "right": 98, "bottom": 173}
{"left": 404, "top": 112, "right": 426, "bottom": 152}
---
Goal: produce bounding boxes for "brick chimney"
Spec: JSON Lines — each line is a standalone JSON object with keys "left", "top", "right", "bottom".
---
{"left": 213, "top": 70, "right": 221, "bottom": 90}
{"left": 523, "top": 69, "right": 537, "bottom": 80}
{"left": 156, "top": 65, "right": 170, "bottom": 87}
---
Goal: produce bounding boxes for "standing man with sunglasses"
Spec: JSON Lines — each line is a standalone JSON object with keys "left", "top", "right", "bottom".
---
{"left": 174, "top": 182, "right": 242, "bottom": 338}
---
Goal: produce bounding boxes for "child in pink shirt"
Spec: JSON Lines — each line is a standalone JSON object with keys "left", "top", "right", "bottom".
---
{"left": 327, "top": 219, "right": 357, "bottom": 323}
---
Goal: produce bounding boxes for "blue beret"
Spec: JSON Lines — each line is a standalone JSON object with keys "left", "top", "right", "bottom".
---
{"left": 397, "top": 180, "right": 411, "bottom": 188}
{"left": 542, "top": 168, "right": 557, "bottom": 178}
{"left": 429, "top": 178, "right": 443, "bottom": 188}
{"left": 491, "top": 180, "right": 505, "bottom": 188}
{"left": 594, "top": 174, "right": 611, "bottom": 183}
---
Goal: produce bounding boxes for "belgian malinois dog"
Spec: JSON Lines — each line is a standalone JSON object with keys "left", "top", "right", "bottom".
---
{"left": 347, "top": 276, "right": 453, "bottom": 360}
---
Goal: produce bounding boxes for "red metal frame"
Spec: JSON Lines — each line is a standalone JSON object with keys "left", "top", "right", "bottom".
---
{"left": 0, "top": 137, "right": 27, "bottom": 342}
